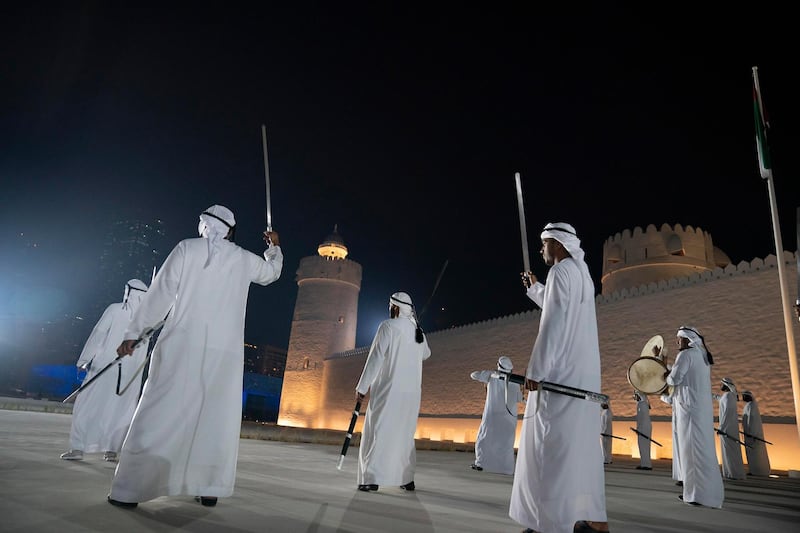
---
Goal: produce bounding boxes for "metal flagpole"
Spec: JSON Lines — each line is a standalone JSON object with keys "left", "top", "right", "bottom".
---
{"left": 753, "top": 66, "right": 800, "bottom": 442}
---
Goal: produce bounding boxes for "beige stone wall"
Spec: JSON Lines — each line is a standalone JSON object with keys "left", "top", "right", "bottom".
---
{"left": 321, "top": 252, "right": 799, "bottom": 423}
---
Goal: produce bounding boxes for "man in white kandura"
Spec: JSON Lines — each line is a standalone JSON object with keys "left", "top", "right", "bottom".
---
{"left": 665, "top": 326, "right": 724, "bottom": 508}
{"left": 741, "top": 390, "right": 771, "bottom": 476}
{"left": 716, "top": 377, "right": 746, "bottom": 480}
{"left": 633, "top": 390, "right": 653, "bottom": 470}
{"left": 600, "top": 401, "right": 613, "bottom": 465}
{"left": 660, "top": 354, "right": 683, "bottom": 487}
{"left": 510, "top": 222, "right": 609, "bottom": 533}
{"left": 355, "top": 292, "right": 431, "bottom": 492}
{"left": 108, "top": 205, "right": 282, "bottom": 509}
{"left": 469, "top": 355, "right": 524, "bottom": 475}
{"left": 62, "top": 279, "right": 150, "bottom": 462}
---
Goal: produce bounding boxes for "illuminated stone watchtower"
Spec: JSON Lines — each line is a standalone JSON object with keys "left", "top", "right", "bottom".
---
{"left": 601, "top": 223, "right": 730, "bottom": 296}
{"left": 278, "top": 226, "right": 362, "bottom": 428}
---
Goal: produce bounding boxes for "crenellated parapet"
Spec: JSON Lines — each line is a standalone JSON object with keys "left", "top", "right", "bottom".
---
{"left": 597, "top": 251, "right": 797, "bottom": 304}
{"left": 601, "top": 223, "right": 731, "bottom": 296}
{"left": 296, "top": 256, "right": 363, "bottom": 289}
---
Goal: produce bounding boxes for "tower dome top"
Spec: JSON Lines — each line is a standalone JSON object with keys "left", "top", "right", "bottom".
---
{"left": 318, "top": 224, "right": 348, "bottom": 260}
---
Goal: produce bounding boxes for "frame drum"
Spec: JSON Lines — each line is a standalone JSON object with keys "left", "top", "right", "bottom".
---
{"left": 627, "top": 356, "right": 669, "bottom": 395}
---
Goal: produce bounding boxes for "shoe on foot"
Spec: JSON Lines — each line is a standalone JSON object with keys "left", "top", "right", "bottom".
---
{"left": 60, "top": 450, "right": 84, "bottom": 461}
{"left": 678, "top": 494, "right": 701, "bottom": 506}
{"left": 357, "top": 484, "right": 378, "bottom": 492}
{"left": 103, "top": 451, "right": 118, "bottom": 462}
{"left": 107, "top": 495, "right": 138, "bottom": 509}
{"left": 470, "top": 463, "right": 483, "bottom": 471}
{"left": 400, "top": 481, "right": 415, "bottom": 491}
{"left": 574, "top": 520, "right": 609, "bottom": 532}
{"left": 200, "top": 496, "right": 217, "bottom": 507}
{"left": 675, "top": 480, "right": 683, "bottom": 486}
{"left": 635, "top": 466, "right": 652, "bottom": 470}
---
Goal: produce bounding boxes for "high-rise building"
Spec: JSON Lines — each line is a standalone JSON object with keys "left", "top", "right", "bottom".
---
{"left": 97, "top": 218, "right": 167, "bottom": 310}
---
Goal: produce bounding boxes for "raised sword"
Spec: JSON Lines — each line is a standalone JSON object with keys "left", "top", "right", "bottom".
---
{"left": 514, "top": 172, "right": 531, "bottom": 278}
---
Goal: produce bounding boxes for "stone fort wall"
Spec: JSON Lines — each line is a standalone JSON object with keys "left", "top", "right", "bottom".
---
{"left": 322, "top": 252, "right": 799, "bottom": 422}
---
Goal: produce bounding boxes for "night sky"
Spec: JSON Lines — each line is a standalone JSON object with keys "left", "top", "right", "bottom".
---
{"left": 2, "top": 4, "right": 798, "bottom": 352}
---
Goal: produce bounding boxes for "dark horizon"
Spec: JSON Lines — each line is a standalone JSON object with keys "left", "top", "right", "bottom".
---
{"left": 2, "top": 4, "right": 799, "bottom": 358}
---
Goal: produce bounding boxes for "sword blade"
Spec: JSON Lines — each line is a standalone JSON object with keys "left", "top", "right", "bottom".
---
{"left": 514, "top": 172, "right": 531, "bottom": 274}
{"left": 261, "top": 124, "right": 272, "bottom": 232}
{"left": 630, "top": 426, "right": 663, "bottom": 447}
{"left": 63, "top": 356, "right": 122, "bottom": 403}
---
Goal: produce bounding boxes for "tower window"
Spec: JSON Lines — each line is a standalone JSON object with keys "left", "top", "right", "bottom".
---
{"left": 338, "top": 316, "right": 344, "bottom": 323}
{"left": 303, "top": 357, "right": 310, "bottom": 370}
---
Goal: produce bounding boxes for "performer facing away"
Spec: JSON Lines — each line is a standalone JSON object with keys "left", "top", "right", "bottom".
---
{"left": 741, "top": 390, "right": 771, "bottom": 476}
{"left": 469, "top": 355, "right": 524, "bottom": 475}
{"left": 62, "top": 279, "right": 150, "bottom": 462}
{"left": 716, "top": 377, "right": 746, "bottom": 480}
{"left": 109, "top": 205, "right": 283, "bottom": 509}
{"left": 355, "top": 292, "right": 431, "bottom": 492}
{"left": 633, "top": 390, "right": 653, "bottom": 470}
{"left": 510, "top": 222, "right": 609, "bottom": 533}
{"left": 665, "top": 326, "right": 724, "bottom": 508}
{"left": 600, "top": 401, "right": 613, "bottom": 465}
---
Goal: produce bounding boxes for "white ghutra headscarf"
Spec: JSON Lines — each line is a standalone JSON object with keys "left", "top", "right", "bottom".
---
{"left": 198, "top": 204, "right": 236, "bottom": 268}
{"left": 122, "top": 279, "right": 148, "bottom": 311}
{"left": 540, "top": 222, "right": 593, "bottom": 302}
{"left": 677, "top": 325, "right": 714, "bottom": 365}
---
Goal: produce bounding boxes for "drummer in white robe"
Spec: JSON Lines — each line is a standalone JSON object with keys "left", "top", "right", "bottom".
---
{"left": 633, "top": 390, "right": 653, "bottom": 470}
{"left": 666, "top": 326, "right": 724, "bottom": 508}
{"left": 469, "top": 356, "right": 524, "bottom": 475}
{"left": 355, "top": 292, "right": 431, "bottom": 492}
{"left": 510, "top": 222, "right": 609, "bottom": 533}
{"left": 62, "top": 279, "right": 150, "bottom": 462}
{"left": 715, "top": 377, "right": 746, "bottom": 480}
{"left": 109, "top": 205, "right": 282, "bottom": 508}
{"left": 741, "top": 390, "right": 771, "bottom": 476}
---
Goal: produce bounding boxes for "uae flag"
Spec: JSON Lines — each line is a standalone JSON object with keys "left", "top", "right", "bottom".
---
{"left": 752, "top": 66, "right": 772, "bottom": 179}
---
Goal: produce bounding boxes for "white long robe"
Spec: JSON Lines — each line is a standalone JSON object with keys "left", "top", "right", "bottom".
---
{"left": 660, "top": 357, "right": 682, "bottom": 482}
{"left": 667, "top": 346, "right": 724, "bottom": 508}
{"left": 510, "top": 257, "right": 607, "bottom": 533}
{"left": 470, "top": 370, "right": 523, "bottom": 475}
{"left": 718, "top": 391, "right": 745, "bottom": 479}
{"left": 635, "top": 396, "right": 652, "bottom": 468}
{"left": 356, "top": 316, "right": 431, "bottom": 487}
{"left": 109, "top": 238, "right": 282, "bottom": 503}
{"left": 600, "top": 405, "right": 613, "bottom": 464}
{"left": 742, "top": 399, "right": 771, "bottom": 476}
{"left": 71, "top": 298, "right": 149, "bottom": 453}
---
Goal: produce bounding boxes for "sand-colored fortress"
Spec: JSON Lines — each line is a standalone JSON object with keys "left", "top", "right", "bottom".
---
{"left": 278, "top": 224, "right": 800, "bottom": 470}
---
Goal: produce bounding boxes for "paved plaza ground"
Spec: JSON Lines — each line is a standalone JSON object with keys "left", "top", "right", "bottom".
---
{"left": 0, "top": 404, "right": 798, "bottom": 532}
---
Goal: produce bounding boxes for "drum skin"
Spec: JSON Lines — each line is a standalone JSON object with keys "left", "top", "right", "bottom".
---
{"left": 627, "top": 356, "right": 669, "bottom": 394}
